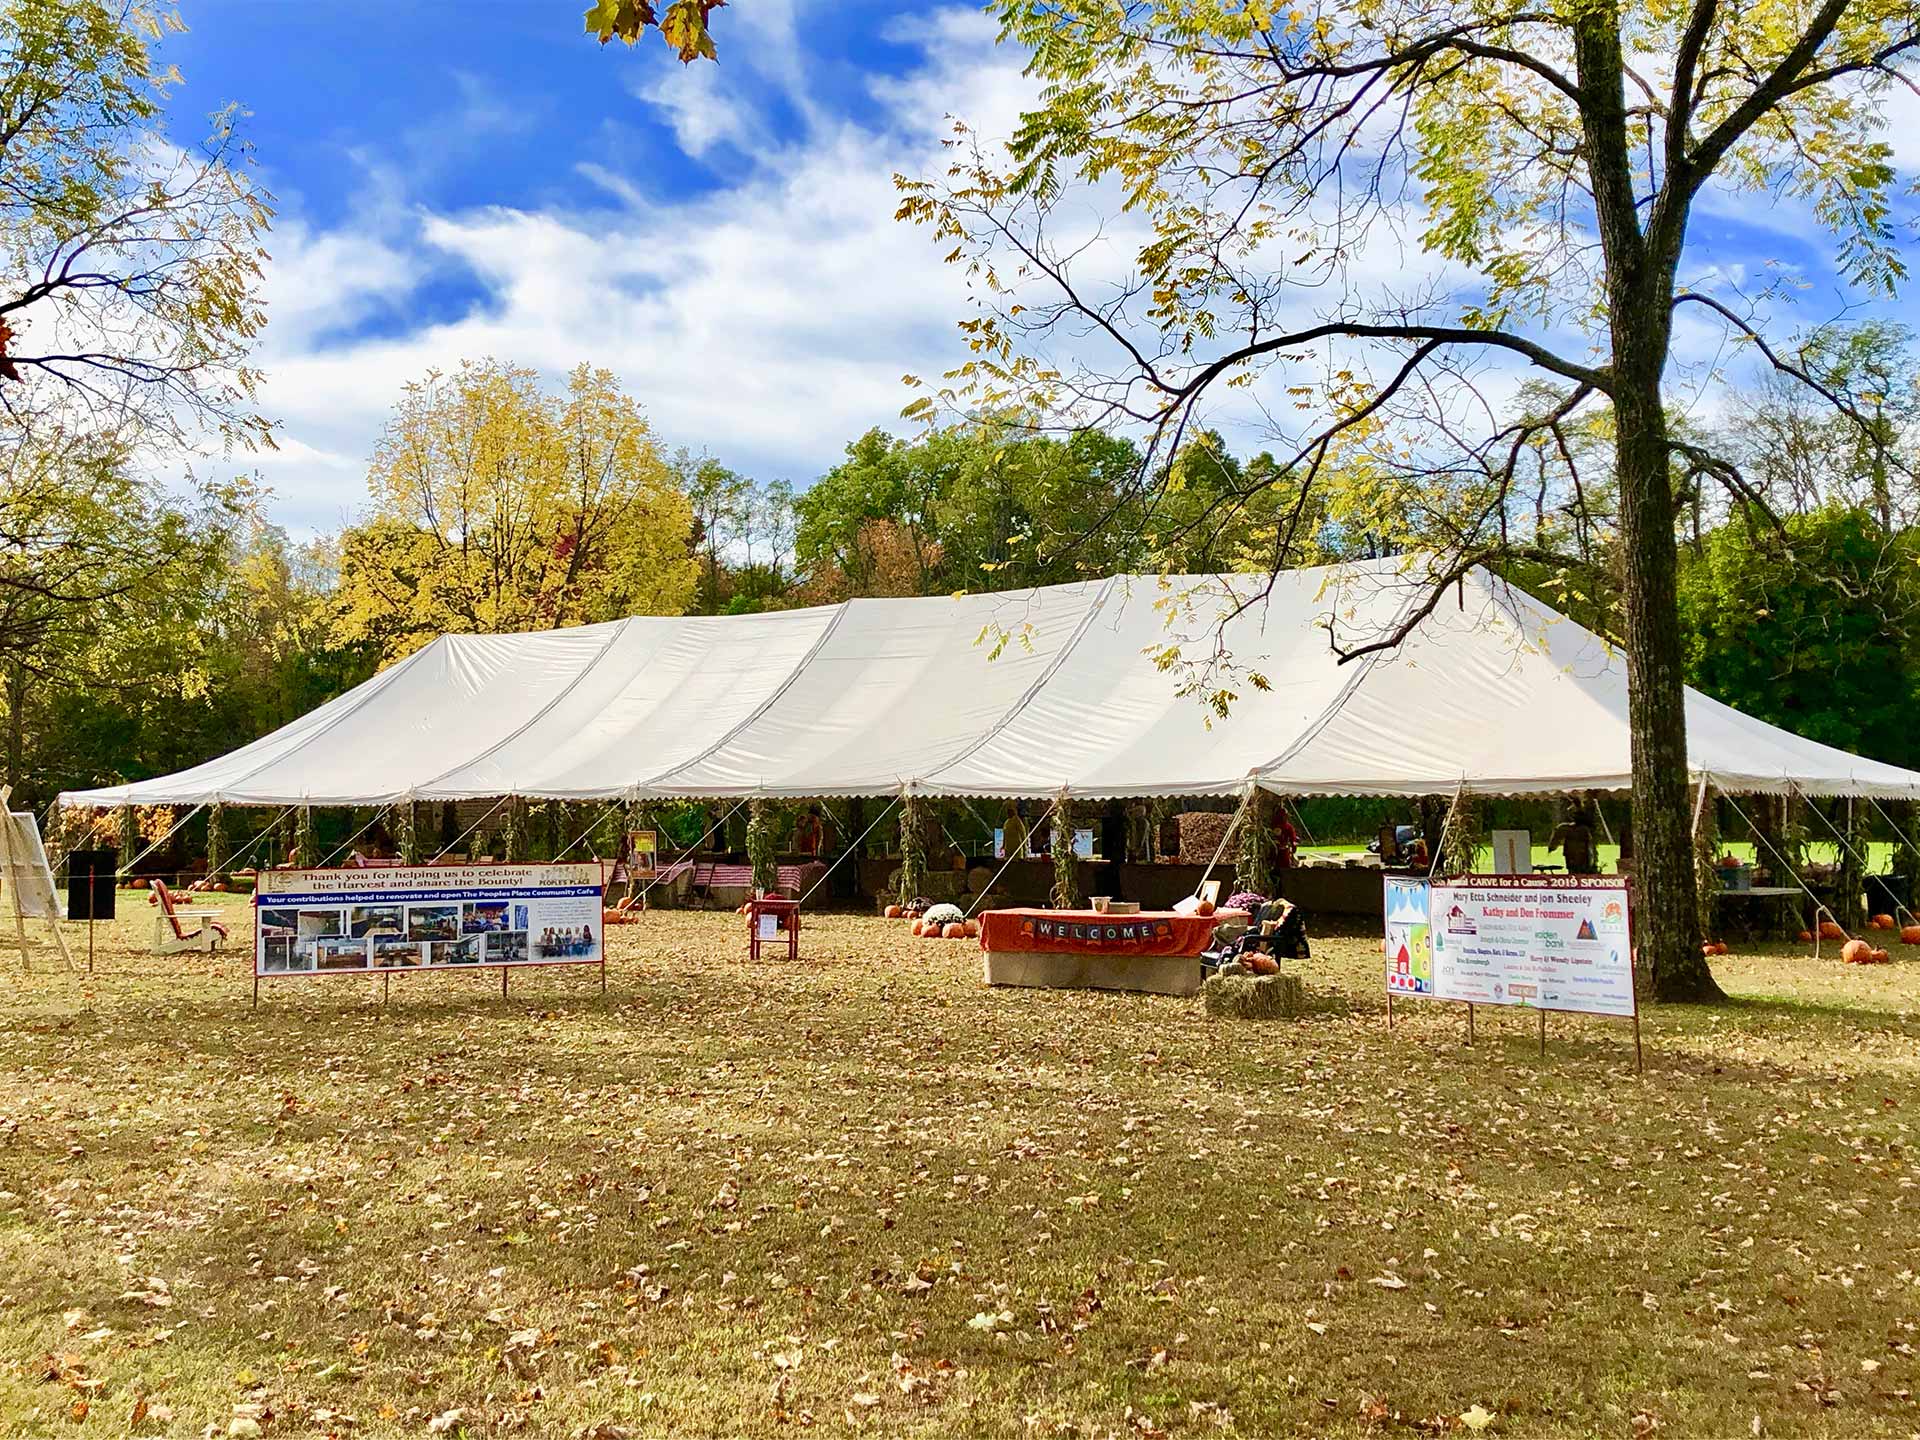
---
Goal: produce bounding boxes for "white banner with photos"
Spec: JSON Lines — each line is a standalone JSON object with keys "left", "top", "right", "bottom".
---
{"left": 253, "top": 863, "right": 603, "bottom": 977}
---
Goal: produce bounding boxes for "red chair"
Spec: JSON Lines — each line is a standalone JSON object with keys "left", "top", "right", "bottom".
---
{"left": 148, "top": 880, "right": 229, "bottom": 954}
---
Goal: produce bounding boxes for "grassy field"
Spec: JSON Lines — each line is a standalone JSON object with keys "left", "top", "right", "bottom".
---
{"left": 2, "top": 895, "right": 1919, "bottom": 1438}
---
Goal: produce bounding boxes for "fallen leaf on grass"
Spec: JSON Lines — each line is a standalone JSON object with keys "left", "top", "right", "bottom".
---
{"left": 1368, "top": 1274, "right": 1408, "bottom": 1290}
{"left": 1460, "top": 1403, "right": 1496, "bottom": 1432}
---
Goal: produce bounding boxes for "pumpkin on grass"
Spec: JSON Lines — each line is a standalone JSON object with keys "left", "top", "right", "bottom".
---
{"left": 1818, "top": 920, "right": 1847, "bottom": 941}
{"left": 1872, "top": 947, "right": 1891, "bottom": 963}
{"left": 1841, "top": 939, "right": 1875, "bottom": 964}
{"left": 1871, "top": 913, "right": 1896, "bottom": 930}
{"left": 1797, "top": 929, "right": 1814, "bottom": 944}
{"left": 884, "top": 904, "right": 903, "bottom": 919}
{"left": 942, "top": 922, "right": 967, "bottom": 939}
{"left": 1901, "top": 924, "right": 1920, "bottom": 945}
{"left": 963, "top": 919, "right": 980, "bottom": 939}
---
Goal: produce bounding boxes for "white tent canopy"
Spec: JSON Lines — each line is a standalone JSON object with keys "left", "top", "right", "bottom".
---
{"left": 60, "top": 561, "right": 1920, "bottom": 808}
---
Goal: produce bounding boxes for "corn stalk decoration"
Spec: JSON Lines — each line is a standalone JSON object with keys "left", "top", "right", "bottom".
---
{"left": 206, "top": 802, "right": 226, "bottom": 880}
{"left": 1435, "top": 791, "right": 1481, "bottom": 876}
{"left": 746, "top": 799, "right": 780, "bottom": 893}
{"left": 395, "top": 800, "right": 420, "bottom": 864}
{"left": 1051, "top": 797, "right": 1079, "bottom": 908}
{"left": 1693, "top": 805, "right": 1720, "bottom": 945}
{"left": 897, "top": 791, "right": 927, "bottom": 906}
{"left": 501, "top": 797, "right": 522, "bottom": 862}
{"left": 1834, "top": 799, "right": 1866, "bottom": 930}
{"left": 1235, "top": 789, "right": 1275, "bottom": 899}
{"left": 294, "top": 805, "right": 315, "bottom": 869}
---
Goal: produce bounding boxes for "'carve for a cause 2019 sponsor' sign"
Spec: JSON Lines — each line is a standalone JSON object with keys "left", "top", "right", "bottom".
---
{"left": 254, "top": 864, "right": 603, "bottom": 978}
{"left": 1387, "top": 875, "right": 1635, "bottom": 1018}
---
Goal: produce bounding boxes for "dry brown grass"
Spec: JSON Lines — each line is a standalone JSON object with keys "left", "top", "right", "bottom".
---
{"left": 1, "top": 896, "right": 1918, "bottom": 1438}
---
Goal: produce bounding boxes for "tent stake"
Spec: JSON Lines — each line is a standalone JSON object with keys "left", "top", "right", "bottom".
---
{"left": 1466, "top": 1002, "right": 1475, "bottom": 1047}
{"left": 1538, "top": 1008, "right": 1546, "bottom": 1058}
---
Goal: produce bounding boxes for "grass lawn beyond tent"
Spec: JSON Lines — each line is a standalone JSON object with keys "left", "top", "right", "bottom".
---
{"left": 2, "top": 897, "right": 1918, "bottom": 1437}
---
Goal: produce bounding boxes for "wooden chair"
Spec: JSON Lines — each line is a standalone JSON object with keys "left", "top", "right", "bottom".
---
{"left": 149, "top": 880, "right": 228, "bottom": 954}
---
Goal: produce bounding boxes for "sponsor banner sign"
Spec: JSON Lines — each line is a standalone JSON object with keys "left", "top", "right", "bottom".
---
{"left": 253, "top": 863, "right": 604, "bottom": 978}
{"left": 1392, "top": 874, "right": 1634, "bottom": 1018}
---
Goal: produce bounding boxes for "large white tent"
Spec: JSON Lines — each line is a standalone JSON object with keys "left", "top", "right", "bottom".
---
{"left": 59, "top": 560, "right": 1920, "bottom": 808}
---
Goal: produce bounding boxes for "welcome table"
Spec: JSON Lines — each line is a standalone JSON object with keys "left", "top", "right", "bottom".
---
{"left": 977, "top": 907, "right": 1220, "bottom": 997}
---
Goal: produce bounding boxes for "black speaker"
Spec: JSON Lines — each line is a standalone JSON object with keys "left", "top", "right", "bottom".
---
{"left": 67, "top": 848, "right": 117, "bottom": 922}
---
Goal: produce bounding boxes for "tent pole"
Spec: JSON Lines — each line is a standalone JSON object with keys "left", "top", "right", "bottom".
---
{"left": 1717, "top": 784, "right": 1836, "bottom": 949}
{"left": 1793, "top": 782, "right": 1920, "bottom": 930}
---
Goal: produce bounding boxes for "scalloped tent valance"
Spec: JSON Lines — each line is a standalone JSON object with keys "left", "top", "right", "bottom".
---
{"left": 58, "top": 560, "right": 1920, "bottom": 808}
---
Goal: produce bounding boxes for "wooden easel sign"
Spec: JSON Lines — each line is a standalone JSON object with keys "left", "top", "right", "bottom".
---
{"left": 0, "top": 785, "right": 77, "bottom": 973}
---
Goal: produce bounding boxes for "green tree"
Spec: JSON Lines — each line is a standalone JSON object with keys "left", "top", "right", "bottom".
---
{"left": 796, "top": 422, "right": 1149, "bottom": 598}
{"left": 901, "top": 0, "right": 1920, "bottom": 1001}
{"left": 333, "top": 361, "right": 698, "bottom": 660}
{"left": 1679, "top": 507, "right": 1920, "bottom": 769}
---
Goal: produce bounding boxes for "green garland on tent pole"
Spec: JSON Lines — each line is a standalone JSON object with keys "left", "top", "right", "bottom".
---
{"left": 1236, "top": 789, "right": 1275, "bottom": 898}
{"left": 1051, "top": 795, "right": 1079, "bottom": 908}
{"left": 119, "top": 804, "right": 137, "bottom": 868}
{"left": 746, "top": 800, "right": 780, "bottom": 893}
{"left": 501, "top": 798, "right": 522, "bottom": 862}
{"left": 1834, "top": 798, "right": 1866, "bottom": 930}
{"left": 206, "top": 802, "right": 226, "bottom": 881}
{"left": 1693, "top": 791, "right": 1720, "bottom": 944}
{"left": 395, "top": 799, "right": 420, "bottom": 864}
{"left": 1435, "top": 790, "right": 1480, "bottom": 876}
{"left": 294, "top": 805, "right": 315, "bottom": 868}
{"left": 897, "top": 791, "right": 927, "bottom": 906}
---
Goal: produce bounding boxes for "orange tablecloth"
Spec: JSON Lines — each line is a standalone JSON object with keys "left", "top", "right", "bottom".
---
{"left": 977, "top": 908, "right": 1218, "bottom": 957}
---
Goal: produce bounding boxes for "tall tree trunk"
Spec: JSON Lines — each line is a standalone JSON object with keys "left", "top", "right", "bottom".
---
{"left": 1576, "top": 0, "right": 1721, "bottom": 1003}
{"left": 1615, "top": 365, "right": 1721, "bottom": 1000}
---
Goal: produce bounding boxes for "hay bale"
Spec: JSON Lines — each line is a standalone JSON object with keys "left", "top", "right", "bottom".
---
{"left": 1202, "top": 971, "right": 1306, "bottom": 1020}
{"left": 1176, "top": 810, "right": 1234, "bottom": 863}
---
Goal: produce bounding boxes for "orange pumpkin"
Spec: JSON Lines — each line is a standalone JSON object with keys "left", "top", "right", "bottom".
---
{"left": 1819, "top": 920, "right": 1847, "bottom": 941}
{"left": 131, "top": 877, "right": 148, "bottom": 889}
{"left": 1901, "top": 924, "right": 1920, "bottom": 945}
{"left": 909, "top": 920, "right": 924, "bottom": 936}
{"left": 963, "top": 919, "right": 980, "bottom": 939}
{"left": 922, "top": 923, "right": 944, "bottom": 940}
{"left": 1872, "top": 913, "right": 1896, "bottom": 930}
{"left": 1194, "top": 900, "right": 1216, "bottom": 917}
{"left": 1246, "top": 954, "right": 1280, "bottom": 975}
{"left": 1871, "top": 947, "right": 1891, "bottom": 963}
{"left": 884, "top": 904, "right": 903, "bottom": 919}
{"left": 1841, "top": 939, "right": 1874, "bottom": 964}
{"left": 1796, "top": 929, "right": 1813, "bottom": 943}
{"left": 942, "top": 922, "right": 967, "bottom": 939}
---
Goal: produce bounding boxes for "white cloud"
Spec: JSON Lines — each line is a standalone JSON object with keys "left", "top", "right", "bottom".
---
{"left": 247, "top": 6, "right": 1032, "bottom": 532}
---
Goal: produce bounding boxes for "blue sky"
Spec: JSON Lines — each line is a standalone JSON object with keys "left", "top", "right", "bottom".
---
{"left": 150, "top": 3, "right": 1918, "bottom": 535}
{"left": 154, "top": 1, "right": 1025, "bottom": 533}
